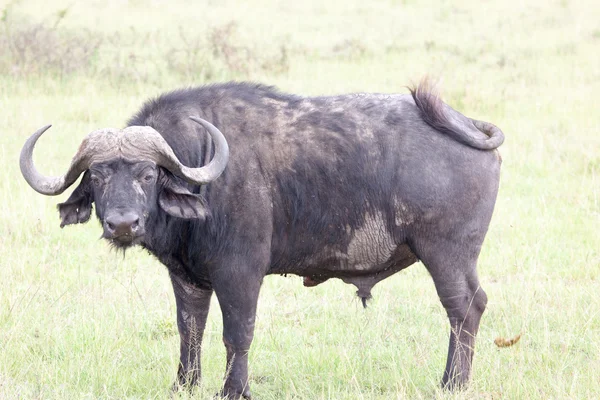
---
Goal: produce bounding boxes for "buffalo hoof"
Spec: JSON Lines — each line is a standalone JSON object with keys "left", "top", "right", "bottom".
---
{"left": 217, "top": 386, "right": 251, "bottom": 399}
{"left": 172, "top": 364, "right": 203, "bottom": 391}
{"left": 441, "top": 373, "right": 469, "bottom": 391}
{"left": 171, "top": 376, "right": 200, "bottom": 394}
{"left": 171, "top": 382, "right": 196, "bottom": 394}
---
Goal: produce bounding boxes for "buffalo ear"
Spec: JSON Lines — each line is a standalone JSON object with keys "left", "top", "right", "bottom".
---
{"left": 158, "top": 182, "right": 208, "bottom": 221}
{"left": 57, "top": 171, "right": 93, "bottom": 227}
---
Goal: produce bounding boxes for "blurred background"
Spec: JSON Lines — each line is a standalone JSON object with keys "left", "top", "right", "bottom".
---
{"left": 0, "top": 0, "right": 598, "bottom": 398}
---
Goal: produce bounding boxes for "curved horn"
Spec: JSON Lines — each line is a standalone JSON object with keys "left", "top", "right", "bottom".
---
{"left": 20, "top": 125, "right": 94, "bottom": 195}
{"left": 21, "top": 118, "right": 229, "bottom": 195}
{"left": 186, "top": 116, "right": 229, "bottom": 183}
{"left": 147, "top": 117, "right": 229, "bottom": 185}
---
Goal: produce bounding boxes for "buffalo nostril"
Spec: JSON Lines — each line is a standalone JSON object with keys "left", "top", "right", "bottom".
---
{"left": 105, "top": 212, "right": 141, "bottom": 238}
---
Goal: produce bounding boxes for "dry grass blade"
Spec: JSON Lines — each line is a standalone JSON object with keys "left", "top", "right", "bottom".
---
{"left": 494, "top": 333, "right": 522, "bottom": 348}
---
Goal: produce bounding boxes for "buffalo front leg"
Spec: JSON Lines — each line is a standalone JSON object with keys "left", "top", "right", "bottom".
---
{"left": 416, "top": 238, "right": 488, "bottom": 390}
{"left": 170, "top": 273, "right": 213, "bottom": 388}
{"left": 212, "top": 264, "right": 263, "bottom": 399}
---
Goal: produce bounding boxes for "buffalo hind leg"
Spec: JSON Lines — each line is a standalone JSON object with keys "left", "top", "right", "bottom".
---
{"left": 170, "top": 273, "right": 213, "bottom": 389}
{"left": 416, "top": 239, "right": 488, "bottom": 390}
{"left": 438, "top": 270, "right": 487, "bottom": 390}
{"left": 212, "top": 261, "right": 264, "bottom": 399}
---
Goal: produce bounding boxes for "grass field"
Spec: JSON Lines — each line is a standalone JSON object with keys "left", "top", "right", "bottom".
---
{"left": 1, "top": 0, "right": 599, "bottom": 398}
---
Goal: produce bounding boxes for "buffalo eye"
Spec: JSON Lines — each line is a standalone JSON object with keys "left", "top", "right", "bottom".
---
{"left": 141, "top": 173, "right": 155, "bottom": 183}
{"left": 91, "top": 175, "right": 103, "bottom": 187}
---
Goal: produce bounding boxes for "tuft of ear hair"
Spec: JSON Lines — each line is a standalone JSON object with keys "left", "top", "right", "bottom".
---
{"left": 158, "top": 186, "right": 209, "bottom": 220}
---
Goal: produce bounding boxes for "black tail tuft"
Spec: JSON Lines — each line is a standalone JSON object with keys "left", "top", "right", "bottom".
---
{"left": 361, "top": 296, "right": 368, "bottom": 308}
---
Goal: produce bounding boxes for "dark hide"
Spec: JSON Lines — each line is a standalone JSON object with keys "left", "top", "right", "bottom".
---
{"left": 60, "top": 82, "right": 502, "bottom": 398}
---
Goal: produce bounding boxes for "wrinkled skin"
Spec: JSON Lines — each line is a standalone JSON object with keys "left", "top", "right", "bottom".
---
{"left": 27, "top": 82, "right": 503, "bottom": 398}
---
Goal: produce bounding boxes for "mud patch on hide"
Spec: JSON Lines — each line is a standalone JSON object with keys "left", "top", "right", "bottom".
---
{"left": 394, "top": 198, "right": 414, "bottom": 226}
{"left": 132, "top": 181, "right": 146, "bottom": 200}
{"left": 346, "top": 211, "right": 396, "bottom": 269}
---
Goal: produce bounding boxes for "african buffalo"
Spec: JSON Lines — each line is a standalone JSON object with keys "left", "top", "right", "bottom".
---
{"left": 20, "top": 81, "right": 504, "bottom": 398}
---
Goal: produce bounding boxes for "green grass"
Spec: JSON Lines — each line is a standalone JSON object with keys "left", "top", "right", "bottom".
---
{"left": 1, "top": 0, "right": 599, "bottom": 398}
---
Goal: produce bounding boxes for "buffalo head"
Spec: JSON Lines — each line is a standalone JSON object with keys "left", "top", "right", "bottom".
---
{"left": 20, "top": 117, "right": 229, "bottom": 248}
